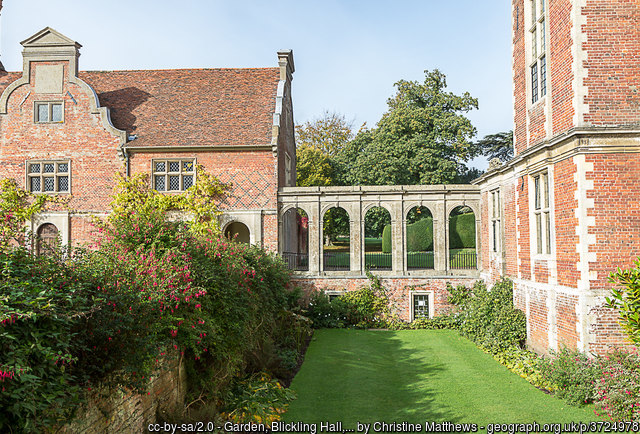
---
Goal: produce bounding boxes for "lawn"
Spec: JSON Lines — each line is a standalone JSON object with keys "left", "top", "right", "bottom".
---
{"left": 284, "top": 329, "right": 599, "bottom": 432}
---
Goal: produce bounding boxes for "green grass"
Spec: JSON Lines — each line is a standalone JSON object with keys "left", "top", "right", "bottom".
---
{"left": 285, "top": 330, "right": 599, "bottom": 432}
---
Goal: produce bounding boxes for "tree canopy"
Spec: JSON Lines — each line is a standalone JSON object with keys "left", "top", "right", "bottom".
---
{"left": 337, "top": 70, "right": 478, "bottom": 185}
{"left": 476, "top": 131, "right": 514, "bottom": 163}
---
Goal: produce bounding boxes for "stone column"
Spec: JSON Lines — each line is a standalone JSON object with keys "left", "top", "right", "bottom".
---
{"left": 474, "top": 203, "right": 482, "bottom": 270}
{"left": 349, "top": 203, "right": 362, "bottom": 273}
{"left": 391, "top": 201, "right": 403, "bottom": 273}
{"left": 307, "top": 201, "right": 321, "bottom": 274}
{"left": 434, "top": 202, "right": 447, "bottom": 273}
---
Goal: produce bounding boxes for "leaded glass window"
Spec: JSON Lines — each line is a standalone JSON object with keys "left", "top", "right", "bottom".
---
{"left": 533, "top": 172, "right": 552, "bottom": 255}
{"left": 35, "top": 102, "right": 64, "bottom": 123}
{"left": 152, "top": 159, "right": 196, "bottom": 192}
{"left": 27, "top": 160, "right": 70, "bottom": 194}
{"left": 413, "top": 294, "right": 430, "bottom": 320}
{"left": 530, "top": 0, "right": 547, "bottom": 104}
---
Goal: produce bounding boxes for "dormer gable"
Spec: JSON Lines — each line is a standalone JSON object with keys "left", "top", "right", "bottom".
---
{"left": 20, "top": 27, "right": 82, "bottom": 79}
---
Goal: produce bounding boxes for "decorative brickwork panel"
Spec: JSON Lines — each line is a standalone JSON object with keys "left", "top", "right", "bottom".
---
{"left": 554, "top": 158, "right": 579, "bottom": 288}
{"left": 533, "top": 260, "right": 549, "bottom": 284}
{"left": 128, "top": 151, "right": 278, "bottom": 211}
{"left": 262, "top": 213, "right": 278, "bottom": 252}
{"left": 582, "top": 1, "right": 640, "bottom": 126}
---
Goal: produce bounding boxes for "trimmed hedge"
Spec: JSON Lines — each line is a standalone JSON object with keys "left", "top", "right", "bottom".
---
{"left": 449, "top": 212, "right": 475, "bottom": 249}
{"left": 382, "top": 217, "right": 434, "bottom": 253}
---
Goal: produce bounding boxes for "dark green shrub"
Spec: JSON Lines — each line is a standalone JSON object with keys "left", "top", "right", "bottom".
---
{"left": 382, "top": 217, "right": 433, "bottom": 253}
{"left": 607, "top": 259, "right": 640, "bottom": 345}
{"left": 457, "top": 278, "right": 526, "bottom": 352}
{"left": 449, "top": 212, "right": 476, "bottom": 249}
{"left": 305, "top": 291, "right": 349, "bottom": 329}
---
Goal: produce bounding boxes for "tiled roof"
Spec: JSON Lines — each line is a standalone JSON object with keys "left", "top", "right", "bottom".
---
{"left": 0, "top": 71, "right": 21, "bottom": 89}
{"left": 80, "top": 68, "right": 280, "bottom": 148}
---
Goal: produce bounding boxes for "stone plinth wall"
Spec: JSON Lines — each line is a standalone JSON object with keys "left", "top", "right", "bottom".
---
{"left": 59, "top": 353, "right": 186, "bottom": 434}
{"left": 293, "top": 276, "right": 479, "bottom": 322}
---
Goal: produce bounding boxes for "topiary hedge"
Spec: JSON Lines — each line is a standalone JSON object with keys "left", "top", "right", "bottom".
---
{"left": 449, "top": 212, "right": 476, "bottom": 249}
{"left": 382, "top": 217, "right": 433, "bottom": 253}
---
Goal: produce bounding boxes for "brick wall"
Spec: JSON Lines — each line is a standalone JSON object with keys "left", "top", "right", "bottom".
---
{"left": 293, "top": 276, "right": 477, "bottom": 322}
{"left": 550, "top": 0, "right": 575, "bottom": 135}
{"left": 582, "top": 0, "right": 640, "bottom": 126}
{"left": 517, "top": 174, "right": 531, "bottom": 280}
{"left": 513, "top": 0, "right": 527, "bottom": 154}
{"left": 60, "top": 353, "right": 186, "bottom": 434}
{"left": 588, "top": 153, "right": 640, "bottom": 290}
{"left": 554, "top": 157, "right": 579, "bottom": 287}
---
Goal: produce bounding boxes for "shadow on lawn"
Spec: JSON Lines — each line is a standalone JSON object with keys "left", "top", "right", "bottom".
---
{"left": 285, "top": 329, "right": 460, "bottom": 426}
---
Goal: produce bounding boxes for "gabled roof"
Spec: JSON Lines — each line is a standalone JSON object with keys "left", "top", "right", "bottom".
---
{"left": 80, "top": 68, "right": 280, "bottom": 149}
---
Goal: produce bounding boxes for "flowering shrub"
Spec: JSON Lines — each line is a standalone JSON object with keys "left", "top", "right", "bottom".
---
{"left": 594, "top": 350, "right": 640, "bottom": 421}
{"left": 0, "top": 249, "right": 94, "bottom": 430}
{"left": 0, "top": 172, "right": 306, "bottom": 429}
{"left": 537, "top": 348, "right": 601, "bottom": 406}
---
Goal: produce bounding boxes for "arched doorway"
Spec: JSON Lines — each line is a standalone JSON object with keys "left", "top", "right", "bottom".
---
{"left": 448, "top": 205, "right": 476, "bottom": 269}
{"left": 224, "top": 222, "right": 250, "bottom": 244}
{"left": 36, "top": 223, "right": 58, "bottom": 256}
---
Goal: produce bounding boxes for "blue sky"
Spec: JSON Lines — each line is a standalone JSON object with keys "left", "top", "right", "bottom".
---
{"left": 1, "top": 0, "right": 512, "bottom": 169}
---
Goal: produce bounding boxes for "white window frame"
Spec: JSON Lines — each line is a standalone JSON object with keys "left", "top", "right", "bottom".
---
{"left": 528, "top": 0, "right": 547, "bottom": 105}
{"left": 410, "top": 290, "right": 434, "bottom": 322}
{"left": 531, "top": 171, "right": 552, "bottom": 256}
{"left": 26, "top": 160, "right": 71, "bottom": 194}
{"left": 152, "top": 159, "right": 196, "bottom": 192}
{"left": 34, "top": 101, "right": 64, "bottom": 123}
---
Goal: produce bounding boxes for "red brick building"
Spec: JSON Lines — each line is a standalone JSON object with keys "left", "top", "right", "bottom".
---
{"left": 475, "top": 0, "right": 640, "bottom": 354}
{"left": 0, "top": 26, "right": 295, "bottom": 252}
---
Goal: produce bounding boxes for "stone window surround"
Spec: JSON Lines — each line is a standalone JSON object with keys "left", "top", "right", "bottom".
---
{"left": 491, "top": 189, "right": 502, "bottom": 253}
{"left": 410, "top": 290, "right": 435, "bottom": 322}
{"left": 26, "top": 159, "right": 71, "bottom": 194}
{"left": 529, "top": 167, "right": 554, "bottom": 259}
{"left": 34, "top": 100, "right": 64, "bottom": 123}
{"left": 30, "top": 212, "right": 70, "bottom": 250}
{"left": 152, "top": 158, "right": 196, "bottom": 192}
{"left": 527, "top": 0, "right": 548, "bottom": 105}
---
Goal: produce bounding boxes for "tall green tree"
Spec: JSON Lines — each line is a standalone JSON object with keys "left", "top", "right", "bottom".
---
{"left": 295, "top": 111, "right": 355, "bottom": 157}
{"left": 295, "top": 111, "right": 356, "bottom": 187}
{"left": 476, "top": 130, "right": 514, "bottom": 163}
{"left": 338, "top": 70, "right": 478, "bottom": 185}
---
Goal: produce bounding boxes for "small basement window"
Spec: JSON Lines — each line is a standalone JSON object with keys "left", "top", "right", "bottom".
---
{"left": 35, "top": 102, "right": 64, "bottom": 123}
{"left": 411, "top": 291, "right": 434, "bottom": 321}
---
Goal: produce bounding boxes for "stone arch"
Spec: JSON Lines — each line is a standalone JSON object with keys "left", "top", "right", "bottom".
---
{"left": 36, "top": 222, "right": 58, "bottom": 256}
{"left": 281, "top": 207, "right": 309, "bottom": 271}
{"left": 448, "top": 205, "right": 477, "bottom": 270}
{"left": 363, "top": 205, "right": 392, "bottom": 270}
{"left": 322, "top": 205, "right": 350, "bottom": 271}
{"left": 224, "top": 221, "right": 250, "bottom": 244}
{"left": 405, "top": 205, "right": 435, "bottom": 269}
